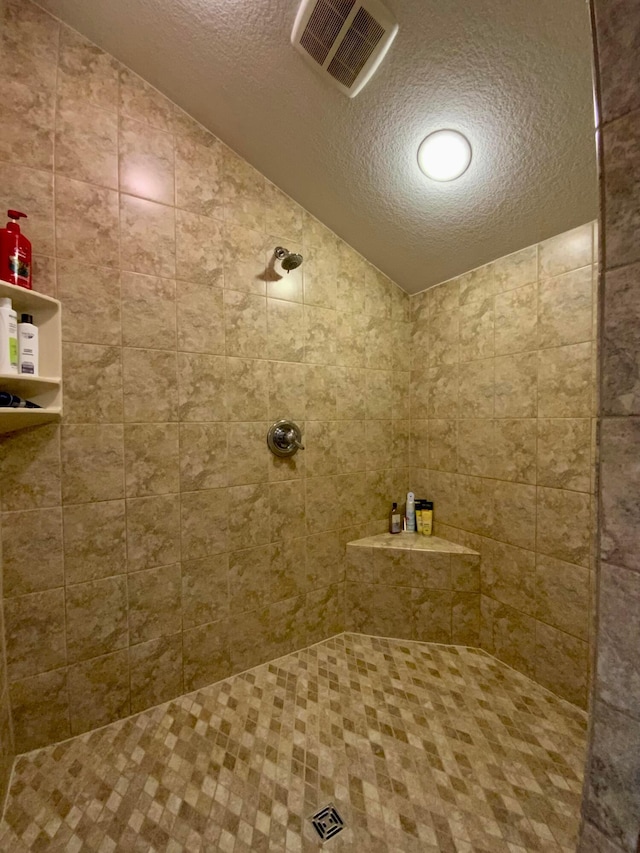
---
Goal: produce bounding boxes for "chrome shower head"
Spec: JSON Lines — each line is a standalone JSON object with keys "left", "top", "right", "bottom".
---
{"left": 274, "top": 246, "right": 303, "bottom": 273}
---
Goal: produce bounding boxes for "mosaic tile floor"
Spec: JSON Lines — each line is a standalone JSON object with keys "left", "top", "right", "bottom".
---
{"left": 0, "top": 634, "right": 587, "bottom": 852}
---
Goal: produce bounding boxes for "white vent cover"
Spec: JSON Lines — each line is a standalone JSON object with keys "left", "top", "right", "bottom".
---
{"left": 291, "top": 0, "right": 398, "bottom": 98}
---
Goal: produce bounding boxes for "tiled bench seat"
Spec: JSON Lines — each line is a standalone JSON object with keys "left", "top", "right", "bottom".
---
{"left": 345, "top": 533, "right": 481, "bottom": 645}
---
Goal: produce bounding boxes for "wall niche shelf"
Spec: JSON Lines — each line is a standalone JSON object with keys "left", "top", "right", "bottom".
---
{"left": 0, "top": 280, "right": 62, "bottom": 435}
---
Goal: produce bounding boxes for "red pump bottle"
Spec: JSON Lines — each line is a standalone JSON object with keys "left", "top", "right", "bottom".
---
{"left": 0, "top": 210, "right": 32, "bottom": 290}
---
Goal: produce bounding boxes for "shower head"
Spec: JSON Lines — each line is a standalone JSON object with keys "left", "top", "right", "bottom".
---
{"left": 274, "top": 246, "right": 303, "bottom": 273}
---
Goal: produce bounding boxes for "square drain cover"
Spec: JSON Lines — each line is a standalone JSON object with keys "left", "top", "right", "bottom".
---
{"left": 310, "top": 803, "right": 345, "bottom": 841}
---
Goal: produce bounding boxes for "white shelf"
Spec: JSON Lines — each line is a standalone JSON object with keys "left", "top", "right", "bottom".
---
{"left": 0, "top": 280, "right": 62, "bottom": 434}
{"left": 0, "top": 408, "right": 61, "bottom": 434}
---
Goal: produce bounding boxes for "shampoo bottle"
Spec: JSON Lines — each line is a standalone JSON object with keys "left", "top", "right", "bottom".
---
{"left": 422, "top": 501, "right": 434, "bottom": 535}
{"left": 18, "top": 314, "right": 38, "bottom": 376}
{"left": 0, "top": 210, "right": 32, "bottom": 289}
{"left": 389, "top": 502, "right": 402, "bottom": 534}
{"left": 0, "top": 298, "right": 18, "bottom": 374}
{"left": 406, "top": 491, "right": 416, "bottom": 532}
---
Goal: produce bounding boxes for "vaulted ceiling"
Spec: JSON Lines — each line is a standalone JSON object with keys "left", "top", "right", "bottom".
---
{"left": 38, "top": 0, "right": 598, "bottom": 292}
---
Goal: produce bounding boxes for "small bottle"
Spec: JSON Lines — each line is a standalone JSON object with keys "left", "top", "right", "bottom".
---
{"left": 406, "top": 491, "right": 416, "bottom": 533}
{"left": 0, "top": 297, "right": 18, "bottom": 374}
{"left": 415, "top": 500, "right": 424, "bottom": 534}
{"left": 18, "top": 313, "right": 38, "bottom": 376}
{"left": 422, "top": 501, "right": 434, "bottom": 535}
{"left": 389, "top": 502, "right": 402, "bottom": 534}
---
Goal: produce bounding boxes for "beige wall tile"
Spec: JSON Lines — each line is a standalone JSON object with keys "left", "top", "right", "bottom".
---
{"left": 224, "top": 291, "right": 267, "bottom": 358}
{"left": 58, "top": 261, "right": 121, "bottom": 346}
{"left": 61, "top": 424, "right": 124, "bottom": 504}
{"left": 120, "top": 194, "right": 175, "bottom": 278}
{"left": 491, "top": 602, "right": 536, "bottom": 677}
{"left": 428, "top": 309, "right": 459, "bottom": 367}
{"left": 227, "top": 358, "right": 269, "bottom": 421}
{"left": 63, "top": 343, "right": 123, "bottom": 423}
{"left": 539, "top": 222, "right": 593, "bottom": 278}
{"left": 493, "top": 245, "right": 537, "bottom": 292}
{"left": 458, "top": 360, "right": 495, "bottom": 418}
{"left": 305, "top": 421, "right": 337, "bottom": 477}
{"left": 183, "top": 620, "right": 230, "bottom": 692}
{"left": 175, "top": 136, "right": 223, "bottom": 220}
{"left": 128, "top": 564, "right": 181, "bottom": 644}
{"left": 604, "top": 109, "right": 640, "bottom": 269}
{"left": 304, "top": 305, "right": 336, "bottom": 365}
{"left": 493, "top": 419, "right": 536, "bottom": 483}
{"left": 67, "top": 650, "right": 130, "bottom": 735}
{"left": 65, "top": 576, "right": 128, "bottom": 663}
{"left": 458, "top": 265, "right": 495, "bottom": 305}
{"left": 492, "top": 480, "right": 536, "bottom": 550}
{"left": 123, "top": 348, "right": 178, "bottom": 423}
{"left": 494, "top": 352, "right": 537, "bottom": 418}
{"left": 1, "top": 81, "right": 54, "bottom": 173}
{"left": 227, "top": 422, "right": 270, "bottom": 486}
{"left": 179, "top": 423, "right": 227, "bottom": 491}
{"left": 457, "top": 419, "right": 494, "bottom": 478}
{"left": 121, "top": 272, "right": 176, "bottom": 349}
{"left": 305, "top": 365, "right": 337, "bottom": 420}
{"left": 2, "top": 507, "right": 64, "bottom": 596}
{"left": 176, "top": 209, "right": 224, "bottom": 286}
{"left": 63, "top": 500, "right": 126, "bottom": 584}
{"left": 412, "top": 588, "right": 452, "bottom": 643}
{"left": 124, "top": 423, "right": 180, "bottom": 497}
{"left": 177, "top": 353, "right": 226, "bottom": 422}
{"left": 482, "top": 539, "right": 536, "bottom": 614}
{"left": 271, "top": 538, "right": 307, "bottom": 602}
{"left": 535, "top": 554, "right": 589, "bottom": 639}
{"left": 494, "top": 284, "right": 537, "bottom": 355}
{"left": 57, "top": 27, "right": 119, "bottom": 112}
{"left": 126, "top": 494, "right": 180, "bottom": 571}
{"left": 223, "top": 224, "right": 267, "bottom": 296}
{"left": 177, "top": 281, "right": 225, "bottom": 355}
{"left": 267, "top": 299, "right": 304, "bottom": 362}
{"left": 270, "top": 593, "right": 306, "bottom": 657}
{"left": 305, "top": 583, "right": 343, "bottom": 644}
{"left": 0, "top": 424, "right": 61, "bottom": 511}
{"left": 119, "top": 67, "right": 173, "bottom": 132}
{"left": 538, "top": 266, "right": 593, "bottom": 349}
{"left": 55, "top": 177, "right": 119, "bottom": 267}
{"left": 536, "top": 486, "right": 591, "bottom": 567}
{"left": 428, "top": 279, "right": 459, "bottom": 314}
{"left": 182, "top": 554, "right": 229, "bottom": 630}
{"left": 535, "top": 621, "right": 588, "bottom": 708}
{"left": 130, "top": 633, "right": 182, "bottom": 714}
{"left": 228, "top": 483, "right": 270, "bottom": 550}
{"left": 537, "top": 418, "right": 591, "bottom": 492}
{"left": 55, "top": 99, "right": 118, "bottom": 189}
{"left": 452, "top": 592, "right": 480, "bottom": 645}
{"left": 428, "top": 364, "right": 458, "bottom": 418}
{"left": 459, "top": 296, "right": 494, "bottom": 362}
{"left": 228, "top": 545, "right": 270, "bottom": 614}
{"left": 5, "top": 589, "right": 66, "bottom": 679}
{"left": 306, "top": 532, "right": 341, "bottom": 589}
{"left": 229, "top": 607, "right": 270, "bottom": 672}
{"left": 9, "top": 669, "right": 69, "bottom": 752}
{"left": 265, "top": 182, "right": 303, "bottom": 244}
{"left": 181, "top": 489, "right": 228, "bottom": 560}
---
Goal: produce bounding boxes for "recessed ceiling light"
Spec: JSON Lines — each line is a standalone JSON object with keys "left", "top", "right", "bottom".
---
{"left": 417, "top": 130, "right": 472, "bottom": 182}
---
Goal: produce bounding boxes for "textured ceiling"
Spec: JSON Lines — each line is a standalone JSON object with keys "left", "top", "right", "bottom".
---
{"left": 38, "top": 0, "right": 598, "bottom": 292}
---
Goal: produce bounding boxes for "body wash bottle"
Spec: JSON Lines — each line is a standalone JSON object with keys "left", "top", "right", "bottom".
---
{"left": 18, "top": 313, "right": 38, "bottom": 375}
{"left": 389, "top": 502, "right": 402, "bottom": 534}
{"left": 0, "top": 297, "right": 18, "bottom": 374}
{"left": 422, "top": 501, "right": 434, "bottom": 535}
{"left": 406, "top": 491, "right": 416, "bottom": 532}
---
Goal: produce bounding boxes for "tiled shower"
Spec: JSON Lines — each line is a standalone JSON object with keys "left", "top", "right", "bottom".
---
{"left": 0, "top": 0, "right": 638, "bottom": 850}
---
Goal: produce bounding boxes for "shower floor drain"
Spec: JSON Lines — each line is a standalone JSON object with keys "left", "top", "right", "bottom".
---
{"left": 309, "top": 804, "right": 345, "bottom": 842}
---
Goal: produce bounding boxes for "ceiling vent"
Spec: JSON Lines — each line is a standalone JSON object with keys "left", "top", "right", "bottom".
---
{"left": 291, "top": 0, "right": 398, "bottom": 98}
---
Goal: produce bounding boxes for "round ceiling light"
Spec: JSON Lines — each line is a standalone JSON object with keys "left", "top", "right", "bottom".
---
{"left": 417, "top": 130, "right": 472, "bottom": 182}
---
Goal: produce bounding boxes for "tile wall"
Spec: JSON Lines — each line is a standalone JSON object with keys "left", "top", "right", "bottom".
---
{"left": 0, "top": 0, "right": 411, "bottom": 753}
{"left": 409, "top": 223, "right": 598, "bottom": 708}
{"left": 580, "top": 0, "right": 640, "bottom": 850}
